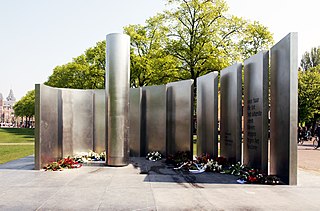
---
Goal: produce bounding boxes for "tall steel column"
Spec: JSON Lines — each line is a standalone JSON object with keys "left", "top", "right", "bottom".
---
{"left": 106, "top": 33, "right": 130, "bottom": 166}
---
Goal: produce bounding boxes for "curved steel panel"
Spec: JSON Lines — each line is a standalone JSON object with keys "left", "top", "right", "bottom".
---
{"left": 243, "top": 51, "right": 269, "bottom": 173}
{"left": 220, "top": 63, "right": 242, "bottom": 163}
{"left": 270, "top": 33, "right": 298, "bottom": 185}
{"left": 35, "top": 84, "right": 60, "bottom": 170}
{"left": 167, "top": 80, "right": 194, "bottom": 156}
{"left": 142, "top": 85, "right": 167, "bottom": 156}
{"left": 196, "top": 72, "right": 218, "bottom": 157}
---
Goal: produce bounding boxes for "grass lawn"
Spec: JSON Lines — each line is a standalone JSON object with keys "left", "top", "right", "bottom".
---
{"left": 0, "top": 145, "right": 34, "bottom": 164}
{"left": 0, "top": 128, "right": 34, "bottom": 164}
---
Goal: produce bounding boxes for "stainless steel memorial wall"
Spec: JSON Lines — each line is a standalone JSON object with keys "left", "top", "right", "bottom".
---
{"left": 220, "top": 63, "right": 242, "bottom": 163}
{"left": 35, "top": 33, "right": 298, "bottom": 185}
{"left": 129, "top": 88, "right": 142, "bottom": 157}
{"left": 167, "top": 80, "right": 194, "bottom": 156}
{"left": 196, "top": 72, "right": 218, "bottom": 157}
{"left": 142, "top": 85, "right": 167, "bottom": 156}
{"left": 270, "top": 33, "right": 298, "bottom": 185}
{"left": 106, "top": 33, "right": 130, "bottom": 166}
{"left": 243, "top": 51, "right": 269, "bottom": 173}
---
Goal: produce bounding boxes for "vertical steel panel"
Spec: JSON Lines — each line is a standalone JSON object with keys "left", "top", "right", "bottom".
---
{"left": 106, "top": 33, "right": 130, "bottom": 166}
{"left": 270, "top": 33, "right": 298, "bottom": 185}
{"left": 220, "top": 63, "right": 242, "bottom": 163}
{"left": 129, "top": 88, "right": 142, "bottom": 157}
{"left": 142, "top": 85, "right": 167, "bottom": 156}
{"left": 196, "top": 72, "right": 218, "bottom": 157}
{"left": 167, "top": 80, "right": 194, "bottom": 156}
{"left": 93, "top": 90, "right": 106, "bottom": 153}
{"left": 243, "top": 51, "right": 269, "bottom": 173}
{"left": 35, "top": 84, "right": 60, "bottom": 170}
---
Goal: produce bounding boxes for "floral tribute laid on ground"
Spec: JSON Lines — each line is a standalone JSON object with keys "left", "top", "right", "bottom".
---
{"left": 44, "top": 151, "right": 106, "bottom": 171}
{"left": 147, "top": 151, "right": 281, "bottom": 185}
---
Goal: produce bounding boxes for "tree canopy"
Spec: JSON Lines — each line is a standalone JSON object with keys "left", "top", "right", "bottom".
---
{"left": 13, "top": 90, "right": 35, "bottom": 118}
{"left": 300, "top": 46, "right": 320, "bottom": 71}
{"left": 298, "top": 69, "right": 320, "bottom": 124}
{"left": 45, "top": 41, "right": 105, "bottom": 89}
{"left": 44, "top": 0, "right": 273, "bottom": 89}
{"left": 124, "top": 15, "right": 181, "bottom": 87}
{"left": 162, "top": 0, "right": 273, "bottom": 80}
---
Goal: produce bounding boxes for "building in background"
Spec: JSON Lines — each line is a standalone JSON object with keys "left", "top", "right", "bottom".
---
{"left": 0, "top": 89, "right": 16, "bottom": 127}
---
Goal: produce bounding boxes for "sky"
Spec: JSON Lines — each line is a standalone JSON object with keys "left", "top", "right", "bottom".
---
{"left": 1, "top": 0, "right": 319, "bottom": 100}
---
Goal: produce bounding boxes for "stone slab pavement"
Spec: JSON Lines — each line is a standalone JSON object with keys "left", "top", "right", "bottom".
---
{"left": 0, "top": 154, "right": 320, "bottom": 211}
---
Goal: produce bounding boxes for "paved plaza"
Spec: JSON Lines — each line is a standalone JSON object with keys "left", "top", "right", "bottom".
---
{"left": 0, "top": 146, "right": 320, "bottom": 211}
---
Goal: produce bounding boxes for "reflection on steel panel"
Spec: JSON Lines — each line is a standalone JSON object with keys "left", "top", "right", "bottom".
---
{"left": 270, "top": 33, "right": 298, "bottom": 185}
{"left": 61, "top": 89, "right": 73, "bottom": 157}
{"left": 243, "top": 51, "right": 269, "bottom": 173}
{"left": 94, "top": 90, "right": 106, "bottom": 153}
{"left": 106, "top": 33, "right": 130, "bottom": 166}
{"left": 167, "top": 80, "right": 194, "bottom": 156}
{"left": 196, "top": 72, "right": 218, "bottom": 157}
{"left": 72, "top": 90, "right": 94, "bottom": 153}
{"left": 142, "top": 85, "right": 167, "bottom": 156}
{"left": 35, "top": 84, "right": 60, "bottom": 170}
{"left": 220, "top": 63, "right": 242, "bottom": 163}
{"left": 129, "top": 88, "right": 142, "bottom": 157}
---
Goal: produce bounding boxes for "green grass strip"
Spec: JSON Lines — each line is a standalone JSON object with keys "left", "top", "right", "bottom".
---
{"left": 0, "top": 128, "right": 34, "bottom": 143}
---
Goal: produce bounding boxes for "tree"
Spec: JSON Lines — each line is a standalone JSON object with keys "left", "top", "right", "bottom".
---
{"left": 13, "top": 90, "right": 35, "bottom": 126}
{"left": 164, "top": 0, "right": 274, "bottom": 81}
{"left": 45, "top": 41, "right": 105, "bottom": 89}
{"left": 298, "top": 69, "right": 320, "bottom": 124}
{"left": 301, "top": 47, "right": 320, "bottom": 71}
{"left": 238, "top": 21, "right": 274, "bottom": 60}
{"left": 124, "top": 15, "right": 181, "bottom": 87}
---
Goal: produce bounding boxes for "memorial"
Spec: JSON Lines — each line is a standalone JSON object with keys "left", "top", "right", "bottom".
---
{"left": 34, "top": 32, "right": 298, "bottom": 185}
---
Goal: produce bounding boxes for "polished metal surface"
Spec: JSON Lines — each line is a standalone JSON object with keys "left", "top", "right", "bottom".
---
{"left": 220, "top": 63, "right": 242, "bottom": 163}
{"left": 196, "top": 72, "right": 218, "bottom": 157}
{"left": 106, "top": 33, "right": 130, "bottom": 166}
{"left": 35, "top": 84, "right": 60, "bottom": 170}
{"left": 60, "top": 89, "right": 73, "bottom": 157}
{"left": 129, "top": 88, "right": 142, "bottom": 157}
{"left": 60, "top": 89, "right": 94, "bottom": 155}
{"left": 93, "top": 90, "right": 106, "bottom": 153}
{"left": 71, "top": 90, "right": 94, "bottom": 153}
{"left": 167, "top": 80, "right": 194, "bottom": 156}
{"left": 141, "top": 85, "right": 167, "bottom": 156}
{"left": 243, "top": 51, "right": 269, "bottom": 173}
{"left": 270, "top": 33, "right": 298, "bottom": 185}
